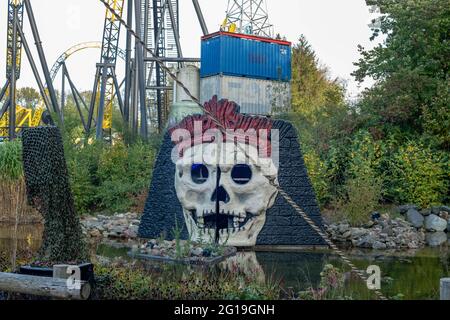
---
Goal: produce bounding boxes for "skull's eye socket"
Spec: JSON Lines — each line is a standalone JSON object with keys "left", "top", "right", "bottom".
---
{"left": 191, "top": 164, "right": 209, "bottom": 184}
{"left": 231, "top": 164, "right": 252, "bottom": 185}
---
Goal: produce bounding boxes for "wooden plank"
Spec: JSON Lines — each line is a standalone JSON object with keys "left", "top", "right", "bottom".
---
{"left": 0, "top": 272, "right": 91, "bottom": 300}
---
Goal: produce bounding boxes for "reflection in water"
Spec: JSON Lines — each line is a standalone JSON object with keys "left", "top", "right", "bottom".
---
{"left": 219, "top": 249, "right": 450, "bottom": 300}
{"left": 256, "top": 251, "right": 329, "bottom": 290}
{"left": 222, "top": 252, "right": 266, "bottom": 284}
{"left": 0, "top": 224, "right": 43, "bottom": 270}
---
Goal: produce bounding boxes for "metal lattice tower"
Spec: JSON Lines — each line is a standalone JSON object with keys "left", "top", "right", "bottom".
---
{"left": 224, "top": 0, "right": 273, "bottom": 38}
{"left": 6, "top": 0, "right": 24, "bottom": 80}
{"left": 142, "top": 0, "right": 180, "bottom": 131}
{"left": 87, "top": 0, "right": 125, "bottom": 139}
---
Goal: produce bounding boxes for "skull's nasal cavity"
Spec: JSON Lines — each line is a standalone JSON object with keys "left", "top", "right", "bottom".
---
{"left": 211, "top": 186, "right": 230, "bottom": 204}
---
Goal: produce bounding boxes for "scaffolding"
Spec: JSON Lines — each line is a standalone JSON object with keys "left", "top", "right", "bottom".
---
{"left": 141, "top": 0, "right": 181, "bottom": 132}
{"left": 224, "top": 0, "right": 274, "bottom": 38}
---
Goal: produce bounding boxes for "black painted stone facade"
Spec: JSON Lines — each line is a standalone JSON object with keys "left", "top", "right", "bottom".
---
{"left": 138, "top": 120, "right": 326, "bottom": 246}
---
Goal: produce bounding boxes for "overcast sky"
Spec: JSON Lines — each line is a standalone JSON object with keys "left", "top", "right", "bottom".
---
{"left": 0, "top": 0, "right": 378, "bottom": 98}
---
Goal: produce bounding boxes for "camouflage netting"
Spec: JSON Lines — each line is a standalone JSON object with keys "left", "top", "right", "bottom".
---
{"left": 22, "top": 126, "right": 87, "bottom": 263}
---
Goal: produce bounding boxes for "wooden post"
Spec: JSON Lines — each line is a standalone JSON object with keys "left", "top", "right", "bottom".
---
{"left": 441, "top": 278, "right": 450, "bottom": 300}
{"left": 0, "top": 272, "right": 91, "bottom": 300}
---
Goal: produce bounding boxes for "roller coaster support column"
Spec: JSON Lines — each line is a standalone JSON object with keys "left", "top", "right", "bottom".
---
{"left": 192, "top": 0, "right": 209, "bottom": 36}
{"left": 61, "top": 63, "right": 66, "bottom": 120}
{"left": 167, "top": 0, "right": 184, "bottom": 67}
{"left": 124, "top": 0, "right": 133, "bottom": 127}
{"left": 95, "top": 63, "right": 110, "bottom": 140}
{"left": 23, "top": 0, "right": 61, "bottom": 121}
{"left": 0, "top": 81, "right": 9, "bottom": 108}
{"left": 16, "top": 22, "right": 51, "bottom": 113}
{"left": 134, "top": 0, "right": 148, "bottom": 139}
{"left": 130, "top": 58, "right": 138, "bottom": 136}
{"left": 63, "top": 63, "right": 87, "bottom": 131}
{"left": 87, "top": 66, "right": 101, "bottom": 134}
{"left": 8, "top": 3, "right": 18, "bottom": 140}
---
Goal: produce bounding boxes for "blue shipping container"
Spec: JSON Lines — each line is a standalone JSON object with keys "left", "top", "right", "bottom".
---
{"left": 201, "top": 32, "right": 292, "bottom": 82}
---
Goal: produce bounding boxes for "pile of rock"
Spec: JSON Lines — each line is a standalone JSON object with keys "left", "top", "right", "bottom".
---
{"left": 401, "top": 205, "right": 450, "bottom": 247}
{"left": 327, "top": 205, "right": 450, "bottom": 250}
{"left": 81, "top": 213, "right": 141, "bottom": 240}
{"left": 326, "top": 215, "right": 426, "bottom": 250}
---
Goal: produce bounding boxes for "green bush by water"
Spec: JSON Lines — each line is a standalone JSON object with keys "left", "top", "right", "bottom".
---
{"left": 66, "top": 139, "right": 158, "bottom": 215}
{"left": 0, "top": 141, "right": 23, "bottom": 182}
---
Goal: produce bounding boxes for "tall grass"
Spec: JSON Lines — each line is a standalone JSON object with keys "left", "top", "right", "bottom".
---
{"left": 0, "top": 140, "right": 23, "bottom": 181}
{"left": 0, "top": 141, "right": 41, "bottom": 224}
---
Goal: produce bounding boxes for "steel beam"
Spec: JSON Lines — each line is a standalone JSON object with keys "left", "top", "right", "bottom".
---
{"left": 124, "top": 0, "right": 134, "bottom": 125}
{"left": 63, "top": 64, "right": 87, "bottom": 131}
{"left": 23, "top": 0, "right": 61, "bottom": 119}
{"left": 61, "top": 63, "right": 66, "bottom": 120}
{"left": 111, "top": 68, "right": 125, "bottom": 118}
{"left": 16, "top": 23, "right": 51, "bottom": 113}
{"left": 192, "top": 0, "right": 209, "bottom": 36}
{"left": 9, "top": 4, "right": 18, "bottom": 140}
{"left": 143, "top": 57, "right": 200, "bottom": 62}
{"left": 0, "top": 99, "right": 10, "bottom": 120}
{"left": 135, "top": 0, "right": 148, "bottom": 139}
{"left": 0, "top": 81, "right": 9, "bottom": 105}
{"left": 87, "top": 66, "right": 101, "bottom": 133}
{"left": 96, "top": 65, "right": 109, "bottom": 140}
{"left": 166, "top": 0, "right": 183, "bottom": 67}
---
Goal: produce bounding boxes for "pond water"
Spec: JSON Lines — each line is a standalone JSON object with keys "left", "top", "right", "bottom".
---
{"left": 1, "top": 224, "right": 449, "bottom": 300}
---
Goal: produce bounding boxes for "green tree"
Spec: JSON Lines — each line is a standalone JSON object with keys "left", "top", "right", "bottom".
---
{"left": 16, "top": 87, "right": 41, "bottom": 109}
{"left": 353, "top": 0, "right": 450, "bottom": 149}
{"left": 281, "top": 36, "right": 352, "bottom": 206}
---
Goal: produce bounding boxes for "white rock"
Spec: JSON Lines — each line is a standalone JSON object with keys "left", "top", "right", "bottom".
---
{"left": 426, "top": 232, "right": 447, "bottom": 247}
{"left": 425, "top": 214, "right": 447, "bottom": 232}
{"left": 406, "top": 209, "right": 424, "bottom": 228}
{"left": 372, "top": 241, "right": 387, "bottom": 250}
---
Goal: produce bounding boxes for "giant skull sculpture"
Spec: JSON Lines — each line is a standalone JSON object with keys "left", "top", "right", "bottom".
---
{"left": 139, "top": 97, "right": 326, "bottom": 248}
{"left": 175, "top": 142, "right": 278, "bottom": 247}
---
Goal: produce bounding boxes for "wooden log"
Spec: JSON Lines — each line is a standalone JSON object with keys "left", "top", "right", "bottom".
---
{"left": 0, "top": 272, "right": 91, "bottom": 300}
{"left": 441, "top": 278, "right": 450, "bottom": 300}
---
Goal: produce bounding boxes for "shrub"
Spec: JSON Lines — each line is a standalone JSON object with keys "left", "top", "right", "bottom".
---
{"left": 303, "top": 148, "right": 330, "bottom": 207}
{"left": 331, "top": 131, "right": 383, "bottom": 226}
{"left": 387, "top": 140, "right": 448, "bottom": 207}
{"left": 332, "top": 175, "right": 383, "bottom": 226}
{"left": 0, "top": 140, "right": 23, "bottom": 181}
{"left": 66, "top": 139, "right": 157, "bottom": 215}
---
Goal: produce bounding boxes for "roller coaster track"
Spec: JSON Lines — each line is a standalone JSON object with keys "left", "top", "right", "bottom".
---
{"left": 49, "top": 41, "right": 126, "bottom": 82}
